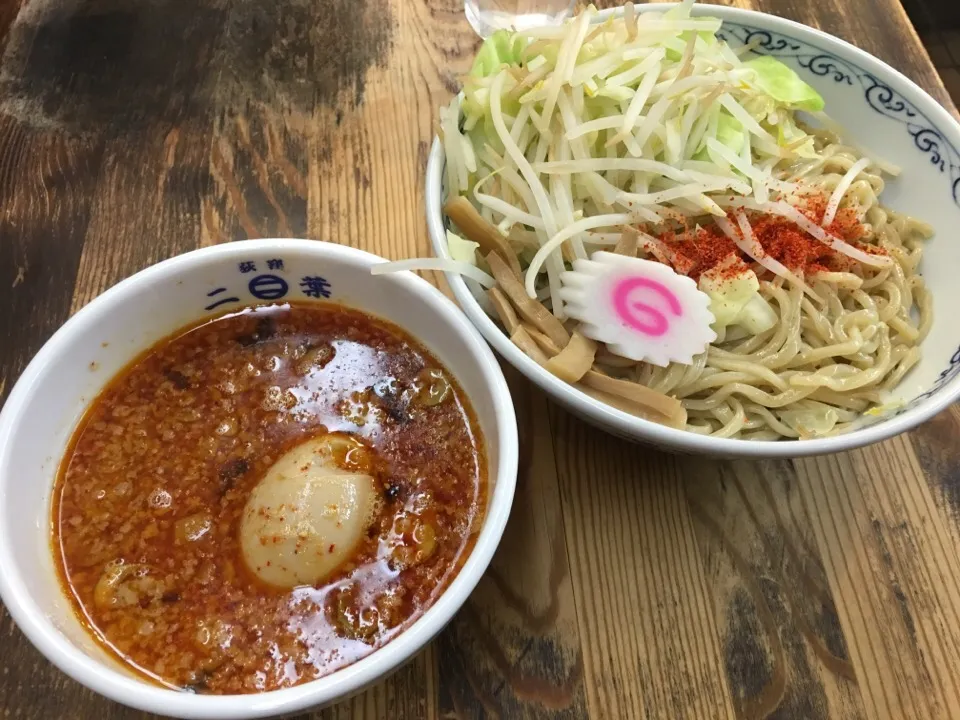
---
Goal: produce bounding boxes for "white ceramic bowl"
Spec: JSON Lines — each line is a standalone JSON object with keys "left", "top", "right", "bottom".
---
{"left": 0, "top": 240, "right": 518, "bottom": 719}
{"left": 426, "top": 3, "right": 960, "bottom": 458}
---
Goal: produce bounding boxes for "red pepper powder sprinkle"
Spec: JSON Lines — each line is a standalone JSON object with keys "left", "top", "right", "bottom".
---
{"left": 648, "top": 192, "right": 880, "bottom": 282}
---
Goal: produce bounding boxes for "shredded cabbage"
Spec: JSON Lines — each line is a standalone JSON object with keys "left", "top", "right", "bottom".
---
{"left": 446, "top": 230, "right": 480, "bottom": 264}
{"left": 738, "top": 294, "right": 778, "bottom": 334}
{"left": 699, "top": 264, "right": 757, "bottom": 328}
{"left": 470, "top": 30, "right": 528, "bottom": 78}
{"left": 698, "top": 263, "right": 777, "bottom": 334}
{"left": 743, "top": 56, "right": 825, "bottom": 112}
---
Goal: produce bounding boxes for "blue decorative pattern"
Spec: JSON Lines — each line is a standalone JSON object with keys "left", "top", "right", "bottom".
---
{"left": 718, "top": 23, "right": 960, "bottom": 207}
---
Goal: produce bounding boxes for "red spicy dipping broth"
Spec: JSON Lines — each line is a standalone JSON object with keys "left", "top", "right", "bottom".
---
{"left": 53, "top": 301, "right": 487, "bottom": 694}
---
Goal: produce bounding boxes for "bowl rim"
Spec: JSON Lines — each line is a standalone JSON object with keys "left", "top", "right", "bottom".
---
{"left": 0, "top": 239, "right": 519, "bottom": 719}
{"left": 425, "top": 2, "right": 960, "bottom": 458}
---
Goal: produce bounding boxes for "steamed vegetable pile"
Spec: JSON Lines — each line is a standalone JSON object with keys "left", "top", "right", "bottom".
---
{"left": 436, "top": 0, "right": 894, "bottom": 331}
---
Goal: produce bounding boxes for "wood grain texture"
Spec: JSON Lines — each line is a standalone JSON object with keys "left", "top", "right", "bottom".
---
{"left": 1, "top": 0, "right": 960, "bottom": 718}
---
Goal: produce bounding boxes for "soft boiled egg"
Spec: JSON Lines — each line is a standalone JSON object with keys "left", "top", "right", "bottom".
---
{"left": 239, "top": 433, "right": 381, "bottom": 589}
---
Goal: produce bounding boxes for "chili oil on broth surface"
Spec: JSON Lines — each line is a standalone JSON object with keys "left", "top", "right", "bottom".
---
{"left": 52, "top": 301, "right": 487, "bottom": 694}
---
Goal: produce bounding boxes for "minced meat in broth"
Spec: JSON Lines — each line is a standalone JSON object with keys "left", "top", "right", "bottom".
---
{"left": 53, "top": 302, "right": 487, "bottom": 694}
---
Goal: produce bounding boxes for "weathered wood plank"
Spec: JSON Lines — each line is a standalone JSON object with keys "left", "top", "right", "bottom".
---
{"left": 548, "top": 409, "right": 736, "bottom": 720}
{"left": 434, "top": 365, "right": 586, "bottom": 719}
{"left": 0, "top": 117, "right": 112, "bottom": 719}
{"left": 684, "top": 458, "right": 865, "bottom": 720}
{"left": 3, "top": 0, "right": 960, "bottom": 719}
{"left": 795, "top": 440, "right": 960, "bottom": 719}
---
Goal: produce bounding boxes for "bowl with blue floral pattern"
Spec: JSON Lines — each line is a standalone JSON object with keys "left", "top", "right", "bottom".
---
{"left": 424, "top": 3, "right": 960, "bottom": 457}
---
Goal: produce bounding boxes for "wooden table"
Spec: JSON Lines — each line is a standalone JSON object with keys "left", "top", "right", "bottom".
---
{"left": 1, "top": 0, "right": 959, "bottom": 718}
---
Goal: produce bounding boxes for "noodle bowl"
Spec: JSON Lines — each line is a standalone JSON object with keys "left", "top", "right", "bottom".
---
{"left": 416, "top": 2, "right": 960, "bottom": 453}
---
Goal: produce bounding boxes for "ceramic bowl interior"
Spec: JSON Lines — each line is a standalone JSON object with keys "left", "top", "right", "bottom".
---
{"left": 0, "top": 239, "right": 517, "bottom": 719}
{"left": 425, "top": 3, "right": 960, "bottom": 457}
